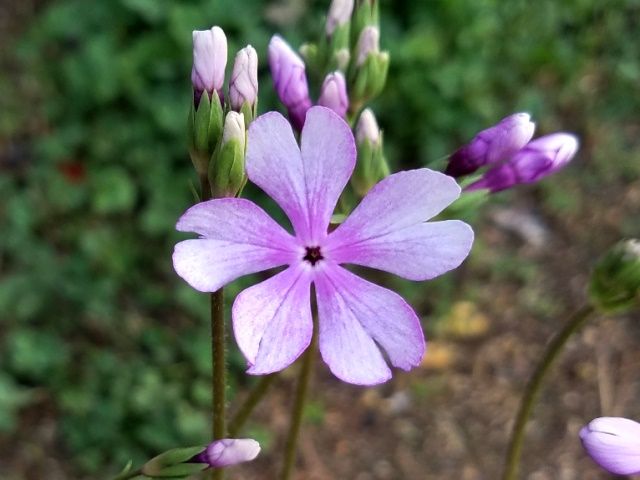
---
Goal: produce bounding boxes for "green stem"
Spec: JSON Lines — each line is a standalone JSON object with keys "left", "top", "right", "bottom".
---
{"left": 210, "top": 288, "right": 226, "bottom": 480}
{"left": 228, "top": 374, "right": 277, "bottom": 437}
{"left": 280, "top": 322, "right": 318, "bottom": 480}
{"left": 199, "top": 173, "right": 227, "bottom": 480}
{"left": 502, "top": 305, "right": 595, "bottom": 480}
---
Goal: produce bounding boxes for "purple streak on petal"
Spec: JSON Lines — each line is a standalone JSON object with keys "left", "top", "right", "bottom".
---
{"left": 245, "top": 111, "right": 311, "bottom": 240}
{"left": 173, "top": 199, "right": 297, "bottom": 292}
{"left": 327, "top": 220, "right": 473, "bottom": 280}
{"left": 326, "top": 168, "right": 462, "bottom": 256}
{"left": 314, "top": 264, "right": 425, "bottom": 385}
{"left": 201, "top": 439, "right": 261, "bottom": 468}
{"left": 300, "top": 106, "right": 356, "bottom": 243}
{"left": 232, "top": 266, "right": 313, "bottom": 375}
{"left": 580, "top": 417, "right": 640, "bottom": 475}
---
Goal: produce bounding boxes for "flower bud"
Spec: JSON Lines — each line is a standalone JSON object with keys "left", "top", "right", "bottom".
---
{"left": 580, "top": 417, "right": 640, "bottom": 475}
{"left": 465, "top": 132, "right": 578, "bottom": 193}
{"left": 268, "top": 35, "right": 312, "bottom": 131}
{"left": 193, "top": 439, "right": 261, "bottom": 468}
{"left": 326, "top": 0, "right": 354, "bottom": 36}
{"left": 229, "top": 45, "right": 258, "bottom": 116}
{"left": 351, "top": 108, "right": 389, "bottom": 196}
{"left": 356, "top": 108, "right": 380, "bottom": 145}
{"left": 187, "top": 89, "right": 224, "bottom": 177}
{"left": 355, "top": 26, "right": 379, "bottom": 66}
{"left": 351, "top": 0, "right": 379, "bottom": 46}
{"left": 445, "top": 113, "right": 535, "bottom": 177}
{"left": 210, "top": 111, "right": 247, "bottom": 198}
{"left": 589, "top": 239, "right": 640, "bottom": 313}
{"left": 318, "top": 72, "right": 349, "bottom": 118}
{"left": 191, "top": 27, "right": 228, "bottom": 100}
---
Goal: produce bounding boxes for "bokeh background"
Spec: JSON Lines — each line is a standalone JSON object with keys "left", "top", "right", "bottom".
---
{"left": 2, "top": 0, "right": 640, "bottom": 479}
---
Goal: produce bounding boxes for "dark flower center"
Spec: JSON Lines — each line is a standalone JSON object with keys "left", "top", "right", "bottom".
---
{"left": 303, "top": 246, "right": 323, "bottom": 266}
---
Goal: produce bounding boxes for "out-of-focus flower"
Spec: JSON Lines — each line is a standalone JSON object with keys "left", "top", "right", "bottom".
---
{"left": 173, "top": 106, "right": 474, "bottom": 385}
{"left": 350, "top": 26, "right": 388, "bottom": 106}
{"left": 445, "top": 113, "right": 535, "bottom": 177}
{"left": 326, "top": 0, "right": 354, "bottom": 36}
{"left": 356, "top": 108, "right": 380, "bottom": 146}
{"left": 193, "top": 439, "right": 261, "bottom": 468}
{"left": 580, "top": 417, "right": 640, "bottom": 475}
{"left": 268, "top": 35, "right": 312, "bottom": 130}
{"left": 318, "top": 72, "right": 349, "bottom": 118}
{"left": 589, "top": 239, "right": 640, "bottom": 313}
{"left": 191, "top": 27, "right": 227, "bottom": 99}
{"left": 465, "top": 133, "right": 578, "bottom": 192}
{"left": 229, "top": 46, "right": 258, "bottom": 113}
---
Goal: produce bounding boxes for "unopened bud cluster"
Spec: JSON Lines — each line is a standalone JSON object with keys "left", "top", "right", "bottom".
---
{"left": 188, "top": 26, "right": 256, "bottom": 198}
{"left": 445, "top": 112, "right": 579, "bottom": 192}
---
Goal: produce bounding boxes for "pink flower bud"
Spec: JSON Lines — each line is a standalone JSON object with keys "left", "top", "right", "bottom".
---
{"left": 326, "top": 0, "right": 355, "bottom": 36}
{"left": 356, "top": 108, "right": 380, "bottom": 146}
{"left": 194, "top": 439, "right": 261, "bottom": 468}
{"left": 268, "top": 35, "right": 312, "bottom": 130}
{"left": 465, "top": 132, "right": 578, "bottom": 193}
{"left": 229, "top": 45, "right": 258, "bottom": 111}
{"left": 355, "top": 26, "right": 380, "bottom": 66}
{"left": 318, "top": 72, "right": 349, "bottom": 118}
{"left": 445, "top": 113, "right": 535, "bottom": 177}
{"left": 580, "top": 417, "right": 640, "bottom": 475}
{"left": 191, "top": 27, "right": 228, "bottom": 97}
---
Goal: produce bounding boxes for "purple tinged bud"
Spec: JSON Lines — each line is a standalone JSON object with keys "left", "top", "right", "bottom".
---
{"left": 355, "top": 26, "right": 380, "bottom": 66}
{"left": 318, "top": 72, "right": 349, "bottom": 118}
{"left": 326, "top": 0, "right": 355, "bottom": 36}
{"left": 191, "top": 27, "right": 228, "bottom": 97}
{"left": 466, "top": 132, "right": 579, "bottom": 193}
{"left": 229, "top": 45, "right": 258, "bottom": 111}
{"left": 268, "top": 35, "right": 312, "bottom": 130}
{"left": 356, "top": 108, "right": 380, "bottom": 146}
{"left": 194, "top": 439, "right": 261, "bottom": 468}
{"left": 580, "top": 417, "right": 640, "bottom": 475}
{"left": 445, "top": 113, "right": 535, "bottom": 177}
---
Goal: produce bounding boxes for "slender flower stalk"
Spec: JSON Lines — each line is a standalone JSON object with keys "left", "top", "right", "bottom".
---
{"left": 502, "top": 305, "right": 595, "bottom": 480}
{"left": 281, "top": 319, "right": 318, "bottom": 480}
{"left": 228, "top": 374, "right": 278, "bottom": 437}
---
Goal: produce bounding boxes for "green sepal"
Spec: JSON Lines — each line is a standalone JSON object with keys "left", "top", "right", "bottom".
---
{"left": 142, "top": 446, "right": 207, "bottom": 477}
{"left": 328, "top": 23, "right": 351, "bottom": 66}
{"left": 208, "top": 90, "right": 224, "bottom": 151}
{"left": 193, "top": 92, "right": 212, "bottom": 154}
{"left": 240, "top": 100, "right": 254, "bottom": 126}
{"left": 351, "top": 0, "right": 379, "bottom": 45}
{"left": 210, "top": 138, "right": 246, "bottom": 198}
{"left": 351, "top": 136, "right": 389, "bottom": 197}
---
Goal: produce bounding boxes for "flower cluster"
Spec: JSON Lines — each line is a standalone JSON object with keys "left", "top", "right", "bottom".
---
{"left": 174, "top": 106, "right": 473, "bottom": 385}
{"left": 445, "top": 113, "right": 579, "bottom": 192}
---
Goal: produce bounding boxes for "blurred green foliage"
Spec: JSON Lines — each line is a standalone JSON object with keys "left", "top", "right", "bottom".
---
{"left": 1, "top": 0, "right": 640, "bottom": 476}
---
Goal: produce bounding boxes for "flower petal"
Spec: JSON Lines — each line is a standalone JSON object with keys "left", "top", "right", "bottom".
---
{"left": 326, "top": 168, "right": 462, "bottom": 251}
{"left": 580, "top": 417, "right": 640, "bottom": 475}
{"left": 327, "top": 220, "right": 473, "bottom": 280}
{"left": 173, "top": 198, "right": 296, "bottom": 292}
{"left": 300, "top": 106, "right": 356, "bottom": 242}
{"left": 246, "top": 107, "right": 355, "bottom": 243}
{"left": 245, "top": 111, "right": 309, "bottom": 238}
{"left": 232, "top": 266, "right": 313, "bottom": 375}
{"left": 314, "top": 264, "right": 425, "bottom": 385}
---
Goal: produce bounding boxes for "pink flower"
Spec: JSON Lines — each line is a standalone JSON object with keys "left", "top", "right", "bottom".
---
{"left": 317, "top": 71, "right": 349, "bottom": 118}
{"left": 580, "top": 417, "right": 640, "bottom": 475}
{"left": 173, "top": 107, "right": 473, "bottom": 385}
{"left": 193, "top": 439, "right": 260, "bottom": 468}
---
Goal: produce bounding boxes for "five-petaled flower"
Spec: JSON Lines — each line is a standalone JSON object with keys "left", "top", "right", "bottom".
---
{"left": 173, "top": 106, "right": 474, "bottom": 385}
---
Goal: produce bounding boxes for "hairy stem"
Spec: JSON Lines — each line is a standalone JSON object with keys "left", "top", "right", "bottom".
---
{"left": 502, "top": 305, "right": 595, "bottom": 480}
{"left": 280, "top": 322, "right": 318, "bottom": 480}
{"left": 228, "top": 374, "right": 278, "bottom": 437}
